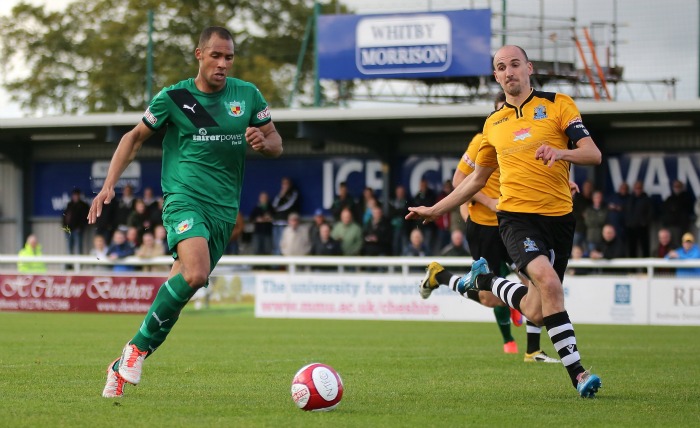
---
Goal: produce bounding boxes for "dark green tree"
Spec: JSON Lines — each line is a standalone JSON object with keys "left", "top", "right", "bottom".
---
{"left": 0, "top": 0, "right": 348, "bottom": 115}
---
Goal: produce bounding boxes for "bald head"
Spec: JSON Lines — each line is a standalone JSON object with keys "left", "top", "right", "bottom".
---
{"left": 493, "top": 45, "right": 533, "bottom": 100}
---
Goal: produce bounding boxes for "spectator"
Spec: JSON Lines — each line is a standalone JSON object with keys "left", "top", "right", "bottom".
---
{"left": 89, "top": 234, "right": 111, "bottom": 271}
{"left": 656, "top": 228, "right": 674, "bottom": 258}
{"left": 148, "top": 197, "right": 164, "bottom": 228}
{"left": 107, "top": 229, "right": 136, "bottom": 272}
{"left": 590, "top": 224, "right": 626, "bottom": 260}
{"left": 656, "top": 228, "right": 676, "bottom": 276}
{"left": 331, "top": 181, "right": 358, "bottom": 222}
{"left": 411, "top": 179, "right": 437, "bottom": 254}
{"left": 115, "top": 184, "right": 136, "bottom": 228}
{"left": 249, "top": 191, "right": 274, "bottom": 255}
{"left": 362, "top": 205, "right": 392, "bottom": 256}
{"left": 361, "top": 196, "right": 378, "bottom": 227}
{"left": 403, "top": 228, "right": 430, "bottom": 257}
{"left": 624, "top": 181, "right": 654, "bottom": 257}
{"left": 583, "top": 190, "right": 608, "bottom": 253}
{"left": 606, "top": 181, "right": 629, "bottom": 241}
{"left": 572, "top": 180, "right": 593, "bottom": 248}
{"left": 126, "top": 226, "right": 141, "bottom": 249}
{"left": 135, "top": 231, "right": 167, "bottom": 272}
{"left": 661, "top": 180, "right": 694, "bottom": 244}
{"left": 434, "top": 179, "right": 455, "bottom": 253}
{"left": 17, "top": 234, "right": 46, "bottom": 273}
{"left": 311, "top": 223, "right": 342, "bottom": 256}
{"left": 279, "top": 212, "right": 311, "bottom": 256}
{"left": 567, "top": 244, "right": 591, "bottom": 276}
{"left": 63, "top": 188, "right": 90, "bottom": 255}
{"left": 331, "top": 207, "right": 363, "bottom": 256}
{"left": 389, "top": 184, "right": 410, "bottom": 255}
{"left": 666, "top": 232, "right": 700, "bottom": 277}
{"left": 440, "top": 229, "right": 469, "bottom": 257}
{"left": 153, "top": 224, "right": 170, "bottom": 255}
{"left": 358, "top": 187, "right": 378, "bottom": 225}
{"left": 308, "top": 208, "right": 329, "bottom": 249}
{"left": 94, "top": 195, "right": 117, "bottom": 245}
{"left": 127, "top": 198, "right": 151, "bottom": 238}
{"left": 226, "top": 211, "right": 245, "bottom": 255}
{"left": 271, "top": 177, "right": 300, "bottom": 255}
{"left": 142, "top": 186, "right": 158, "bottom": 218}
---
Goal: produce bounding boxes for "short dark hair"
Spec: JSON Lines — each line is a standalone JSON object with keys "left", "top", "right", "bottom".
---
{"left": 198, "top": 26, "right": 233, "bottom": 49}
{"left": 493, "top": 92, "right": 506, "bottom": 110}
{"left": 514, "top": 45, "right": 529, "bottom": 62}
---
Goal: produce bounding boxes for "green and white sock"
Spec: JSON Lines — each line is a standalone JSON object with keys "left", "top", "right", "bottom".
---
{"left": 130, "top": 274, "right": 196, "bottom": 352}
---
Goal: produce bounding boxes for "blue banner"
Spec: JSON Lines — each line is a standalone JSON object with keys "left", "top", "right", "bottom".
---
{"left": 317, "top": 9, "right": 492, "bottom": 80}
{"left": 32, "top": 153, "right": 700, "bottom": 217}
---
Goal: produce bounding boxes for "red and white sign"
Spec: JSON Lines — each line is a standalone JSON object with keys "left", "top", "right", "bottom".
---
{"left": 0, "top": 274, "right": 165, "bottom": 313}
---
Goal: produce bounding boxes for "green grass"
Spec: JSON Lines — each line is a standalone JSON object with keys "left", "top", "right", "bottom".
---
{"left": 1, "top": 306, "right": 699, "bottom": 427}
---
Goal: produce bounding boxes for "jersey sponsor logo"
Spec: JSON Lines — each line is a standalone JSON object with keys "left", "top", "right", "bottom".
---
{"left": 227, "top": 101, "right": 245, "bottom": 117}
{"left": 191, "top": 133, "right": 244, "bottom": 144}
{"left": 523, "top": 237, "right": 539, "bottom": 252}
{"left": 176, "top": 218, "right": 194, "bottom": 234}
{"left": 513, "top": 127, "right": 532, "bottom": 141}
{"left": 183, "top": 103, "right": 197, "bottom": 113}
{"left": 533, "top": 104, "right": 547, "bottom": 120}
{"left": 493, "top": 116, "right": 508, "bottom": 126}
{"left": 257, "top": 106, "right": 271, "bottom": 121}
{"left": 144, "top": 108, "right": 158, "bottom": 126}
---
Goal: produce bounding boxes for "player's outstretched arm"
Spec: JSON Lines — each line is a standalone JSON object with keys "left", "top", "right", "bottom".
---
{"left": 246, "top": 122, "right": 283, "bottom": 158}
{"left": 88, "top": 122, "right": 153, "bottom": 224}
{"left": 406, "top": 164, "right": 495, "bottom": 223}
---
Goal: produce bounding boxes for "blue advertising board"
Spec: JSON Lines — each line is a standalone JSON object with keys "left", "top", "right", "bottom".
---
{"left": 317, "top": 9, "right": 492, "bottom": 80}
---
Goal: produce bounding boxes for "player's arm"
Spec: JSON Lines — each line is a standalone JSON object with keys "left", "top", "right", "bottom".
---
{"left": 88, "top": 122, "right": 154, "bottom": 224}
{"left": 453, "top": 168, "right": 497, "bottom": 216}
{"left": 535, "top": 136, "right": 601, "bottom": 167}
{"left": 407, "top": 164, "right": 495, "bottom": 223}
{"left": 246, "top": 121, "right": 283, "bottom": 158}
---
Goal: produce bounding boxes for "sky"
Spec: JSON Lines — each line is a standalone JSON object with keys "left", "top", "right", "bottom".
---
{"left": 0, "top": 0, "right": 697, "bottom": 118}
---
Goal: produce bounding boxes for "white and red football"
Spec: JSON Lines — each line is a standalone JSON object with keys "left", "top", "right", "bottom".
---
{"left": 291, "top": 363, "right": 344, "bottom": 411}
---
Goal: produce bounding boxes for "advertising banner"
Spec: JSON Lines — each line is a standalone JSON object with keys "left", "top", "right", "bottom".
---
{"left": 34, "top": 154, "right": 700, "bottom": 217}
{"left": 254, "top": 272, "right": 495, "bottom": 322}
{"left": 255, "top": 273, "right": 700, "bottom": 326}
{"left": 317, "top": 9, "right": 492, "bottom": 79}
{"left": 649, "top": 279, "right": 700, "bottom": 325}
{"left": 0, "top": 274, "right": 165, "bottom": 313}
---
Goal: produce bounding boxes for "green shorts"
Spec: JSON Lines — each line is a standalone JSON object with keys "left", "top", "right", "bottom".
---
{"left": 162, "top": 199, "right": 236, "bottom": 276}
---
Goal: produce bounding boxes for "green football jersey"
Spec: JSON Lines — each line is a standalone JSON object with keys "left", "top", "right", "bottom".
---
{"left": 142, "top": 77, "right": 271, "bottom": 221}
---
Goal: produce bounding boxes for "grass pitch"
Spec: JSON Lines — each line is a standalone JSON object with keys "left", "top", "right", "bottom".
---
{"left": 1, "top": 306, "right": 698, "bottom": 427}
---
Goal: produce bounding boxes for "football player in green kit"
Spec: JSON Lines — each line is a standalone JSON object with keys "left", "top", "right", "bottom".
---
{"left": 89, "top": 26, "right": 283, "bottom": 398}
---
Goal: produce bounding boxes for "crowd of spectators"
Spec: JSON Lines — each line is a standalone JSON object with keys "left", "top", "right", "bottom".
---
{"left": 50, "top": 177, "right": 700, "bottom": 276}
{"left": 247, "top": 179, "right": 471, "bottom": 259}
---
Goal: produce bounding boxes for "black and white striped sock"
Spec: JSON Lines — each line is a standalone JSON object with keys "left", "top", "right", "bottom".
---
{"left": 544, "top": 311, "right": 585, "bottom": 387}
{"left": 490, "top": 277, "right": 528, "bottom": 312}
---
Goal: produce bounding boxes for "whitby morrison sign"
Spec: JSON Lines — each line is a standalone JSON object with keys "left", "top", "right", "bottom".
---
{"left": 317, "top": 9, "right": 492, "bottom": 79}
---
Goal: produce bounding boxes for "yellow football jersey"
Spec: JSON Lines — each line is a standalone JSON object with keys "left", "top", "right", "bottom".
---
{"left": 456, "top": 133, "right": 500, "bottom": 226}
{"left": 476, "top": 90, "right": 590, "bottom": 216}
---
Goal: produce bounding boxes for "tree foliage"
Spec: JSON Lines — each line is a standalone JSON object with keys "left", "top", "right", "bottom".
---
{"left": 0, "top": 0, "right": 348, "bottom": 115}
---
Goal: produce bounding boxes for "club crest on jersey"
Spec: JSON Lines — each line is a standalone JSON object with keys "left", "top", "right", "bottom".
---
{"left": 533, "top": 104, "right": 547, "bottom": 120}
{"left": 523, "top": 237, "right": 539, "bottom": 252}
{"left": 176, "top": 218, "right": 194, "bottom": 234}
{"left": 227, "top": 101, "right": 245, "bottom": 117}
{"left": 513, "top": 127, "right": 532, "bottom": 142}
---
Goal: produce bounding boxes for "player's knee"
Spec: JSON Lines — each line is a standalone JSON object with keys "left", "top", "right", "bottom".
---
{"left": 181, "top": 270, "right": 208, "bottom": 289}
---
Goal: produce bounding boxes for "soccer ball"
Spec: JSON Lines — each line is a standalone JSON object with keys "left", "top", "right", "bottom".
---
{"left": 291, "top": 363, "right": 344, "bottom": 411}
